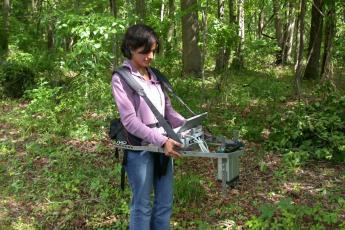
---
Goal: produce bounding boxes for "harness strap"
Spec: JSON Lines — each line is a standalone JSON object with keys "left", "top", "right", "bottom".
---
{"left": 115, "top": 67, "right": 181, "bottom": 143}
{"left": 150, "top": 67, "right": 196, "bottom": 116}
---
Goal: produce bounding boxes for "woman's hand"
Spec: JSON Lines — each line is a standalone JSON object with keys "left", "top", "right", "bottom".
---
{"left": 163, "top": 138, "right": 182, "bottom": 158}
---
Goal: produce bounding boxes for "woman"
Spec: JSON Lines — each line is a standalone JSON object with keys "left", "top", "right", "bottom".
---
{"left": 111, "top": 24, "right": 185, "bottom": 230}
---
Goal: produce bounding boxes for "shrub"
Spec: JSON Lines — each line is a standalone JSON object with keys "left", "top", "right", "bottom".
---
{"left": 267, "top": 87, "right": 345, "bottom": 164}
{"left": 0, "top": 52, "right": 36, "bottom": 98}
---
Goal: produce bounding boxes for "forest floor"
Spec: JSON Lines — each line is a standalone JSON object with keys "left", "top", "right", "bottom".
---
{"left": 1, "top": 99, "right": 344, "bottom": 229}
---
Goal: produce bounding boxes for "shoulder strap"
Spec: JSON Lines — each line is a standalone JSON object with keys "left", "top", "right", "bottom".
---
{"left": 150, "top": 67, "right": 196, "bottom": 116}
{"left": 115, "top": 67, "right": 181, "bottom": 143}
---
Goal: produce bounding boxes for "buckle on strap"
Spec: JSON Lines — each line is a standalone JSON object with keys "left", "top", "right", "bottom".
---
{"left": 146, "top": 123, "right": 161, "bottom": 128}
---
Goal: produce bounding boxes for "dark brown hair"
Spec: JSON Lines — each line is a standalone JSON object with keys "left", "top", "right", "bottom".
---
{"left": 121, "top": 24, "right": 160, "bottom": 59}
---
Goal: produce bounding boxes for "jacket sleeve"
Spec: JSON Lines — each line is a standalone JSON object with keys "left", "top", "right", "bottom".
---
{"left": 164, "top": 92, "right": 186, "bottom": 128}
{"left": 111, "top": 74, "right": 168, "bottom": 147}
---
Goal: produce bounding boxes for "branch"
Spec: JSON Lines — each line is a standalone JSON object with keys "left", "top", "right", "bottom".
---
{"left": 312, "top": 0, "right": 325, "bottom": 17}
{"left": 261, "top": 33, "right": 276, "bottom": 40}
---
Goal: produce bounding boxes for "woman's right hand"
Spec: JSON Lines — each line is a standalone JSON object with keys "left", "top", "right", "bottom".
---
{"left": 163, "top": 138, "right": 182, "bottom": 158}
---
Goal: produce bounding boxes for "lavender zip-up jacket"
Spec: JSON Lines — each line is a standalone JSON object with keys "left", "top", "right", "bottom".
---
{"left": 111, "top": 60, "right": 185, "bottom": 147}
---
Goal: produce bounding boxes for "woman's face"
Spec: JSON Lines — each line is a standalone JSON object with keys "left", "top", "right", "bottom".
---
{"left": 130, "top": 42, "right": 157, "bottom": 70}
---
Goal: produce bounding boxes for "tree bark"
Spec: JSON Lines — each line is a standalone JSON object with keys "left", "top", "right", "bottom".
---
{"left": 273, "top": 0, "right": 283, "bottom": 64}
{"left": 257, "top": 9, "right": 264, "bottom": 39}
{"left": 110, "top": 0, "right": 119, "bottom": 68}
{"left": 135, "top": 0, "right": 146, "bottom": 22}
{"left": 294, "top": 0, "right": 306, "bottom": 97}
{"left": 224, "top": 0, "right": 236, "bottom": 67}
{"left": 47, "top": 23, "right": 54, "bottom": 51}
{"left": 109, "top": 0, "right": 118, "bottom": 18}
{"left": 233, "top": 0, "right": 244, "bottom": 70}
{"left": 215, "top": 0, "right": 226, "bottom": 71}
{"left": 181, "top": 0, "right": 202, "bottom": 76}
{"left": 1, "top": 0, "right": 10, "bottom": 55}
{"left": 166, "top": 0, "right": 175, "bottom": 55}
{"left": 321, "top": 0, "right": 336, "bottom": 83}
{"left": 304, "top": 0, "right": 324, "bottom": 80}
{"left": 282, "top": 0, "right": 295, "bottom": 64}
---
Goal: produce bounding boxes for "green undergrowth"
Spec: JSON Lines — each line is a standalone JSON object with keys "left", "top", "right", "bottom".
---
{"left": 246, "top": 197, "right": 345, "bottom": 230}
{"left": 172, "top": 67, "right": 294, "bottom": 141}
{"left": 267, "top": 85, "right": 345, "bottom": 165}
{"left": 1, "top": 67, "right": 345, "bottom": 228}
{"left": 0, "top": 138, "right": 130, "bottom": 229}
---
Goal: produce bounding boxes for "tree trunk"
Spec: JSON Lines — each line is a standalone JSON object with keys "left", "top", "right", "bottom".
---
{"left": 215, "top": 0, "right": 226, "bottom": 72}
{"left": 47, "top": 23, "right": 54, "bottom": 51}
{"left": 159, "top": 1, "right": 165, "bottom": 56}
{"left": 273, "top": 0, "right": 283, "bottom": 64}
{"left": 292, "top": 13, "right": 299, "bottom": 64}
{"left": 321, "top": 0, "right": 336, "bottom": 83}
{"left": 1, "top": 0, "right": 10, "bottom": 55}
{"left": 109, "top": 0, "right": 117, "bottom": 18}
{"left": 294, "top": 0, "right": 306, "bottom": 97}
{"left": 233, "top": 0, "right": 244, "bottom": 70}
{"left": 257, "top": 9, "right": 264, "bottom": 39}
{"left": 181, "top": 0, "right": 202, "bottom": 76}
{"left": 166, "top": 0, "right": 175, "bottom": 55}
{"left": 110, "top": 0, "right": 119, "bottom": 68}
{"left": 304, "top": 0, "right": 324, "bottom": 80}
{"left": 282, "top": 0, "right": 295, "bottom": 64}
{"left": 135, "top": 0, "right": 146, "bottom": 22}
{"left": 224, "top": 0, "right": 236, "bottom": 67}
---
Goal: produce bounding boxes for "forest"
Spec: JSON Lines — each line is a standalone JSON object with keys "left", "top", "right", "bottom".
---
{"left": 0, "top": 0, "right": 344, "bottom": 229}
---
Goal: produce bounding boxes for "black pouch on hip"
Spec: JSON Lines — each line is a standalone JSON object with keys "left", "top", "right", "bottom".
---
{"left": 109, "top": 119, "right": 142, "bottom": 146}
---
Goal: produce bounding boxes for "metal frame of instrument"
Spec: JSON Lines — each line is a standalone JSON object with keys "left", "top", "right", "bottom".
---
{"left": 114, "top": 126, "right": 244, "bottom": 194}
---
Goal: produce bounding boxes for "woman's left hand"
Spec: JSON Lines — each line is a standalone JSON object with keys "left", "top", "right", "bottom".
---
{"left": 163, "top": 138, "right": 182, "bottom": 158}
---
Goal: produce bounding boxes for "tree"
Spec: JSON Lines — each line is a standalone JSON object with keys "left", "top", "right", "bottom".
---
{"left": 233, "top": 0, "right": 244, "bottom": 70}
{"left": 135, "top": 0, "right": 146, "bottom": 22}
{"left": 321, "top": 0, "right": 336, "bottom": 83}
{"left": 282, "top": 0, "right": 296, "bottom": 64}
{"left": 110, "top": 0, "right": 119, "bottom": 67}
{"left": 166, "top": 0, "right": 175, "bottom": 55}
{"left": 109, "top": 0, "right": 118, "bottom": 18}
{"left": 0, "top": 0, "right": 10, "bottom": 55}
{"left": 181, "top": 0, "right": 202, "bottom": 76}
{"left": 304, "top": 0, "right": 324, "bottom": 80}
{"left": 273, "top": 0, "right": 283, "bottom": 64}
{"left": 294, "top": 0, "right": 306, "bottom": 97}
{"left": 214, "top": 0, "right": 227, "bottom": 71}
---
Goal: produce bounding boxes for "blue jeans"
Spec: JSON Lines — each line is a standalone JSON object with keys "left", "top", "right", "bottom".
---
{"left": 125, "top": 150, "right": 173, "bottom": 230}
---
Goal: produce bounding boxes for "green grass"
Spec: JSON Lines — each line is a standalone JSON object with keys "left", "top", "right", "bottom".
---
{"left": 1, "top": 67, "right": 345, "bottom": 229}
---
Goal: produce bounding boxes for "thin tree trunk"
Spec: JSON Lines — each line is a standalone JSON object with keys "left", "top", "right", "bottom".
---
{"left": 109, "top": 0, "right": 117, "bottom": 18}
{"left": 273, "top": 0, "right": 283, "bottom": 64}
{"left": 215, "top": 0, "right": 226, "bottom": 72}
{"left": 136, "top": 0, "right": 146, "bottom": 22}
{"left": 294, "top": 0, "right": 306, "bottom": 98}
{"left": 321, "top": 0, "right": 336, "bottom": 84}
{"left": 224, "top": 0, "right": 236, "bottom": 66}
{"left": 282, "top": 0, "right": 295, "bottom": 64}
{"left": 110, "top": 0, "right": 119, "bottom": 68}
{"left": 304, "top": 0, "right": 324, "bottom": 80}
{"left": 292, "top": 13, "right": 299, "bottom": 64}
{"left": 1, "top": 0, "right": 10, "bottom": 55}
{"left": 233, "top": 0, "right": 244, "bottom": 70}
{"left": 159, "top": 1, "right": 165, "bottom": 56}
{"left": 47, "top": 23, "right": 54, "bottom": 51}
{"left": 257, "top": 9, "right": 264, "bottom": 39}
{"left": 166, "top": 0, "right": 175, "bottom": 55}
{"left": 181, "top": 0, "right": 202, "bottom": 76}
{"left": 201, "top": 0, "right": 208, "bottom": 102}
